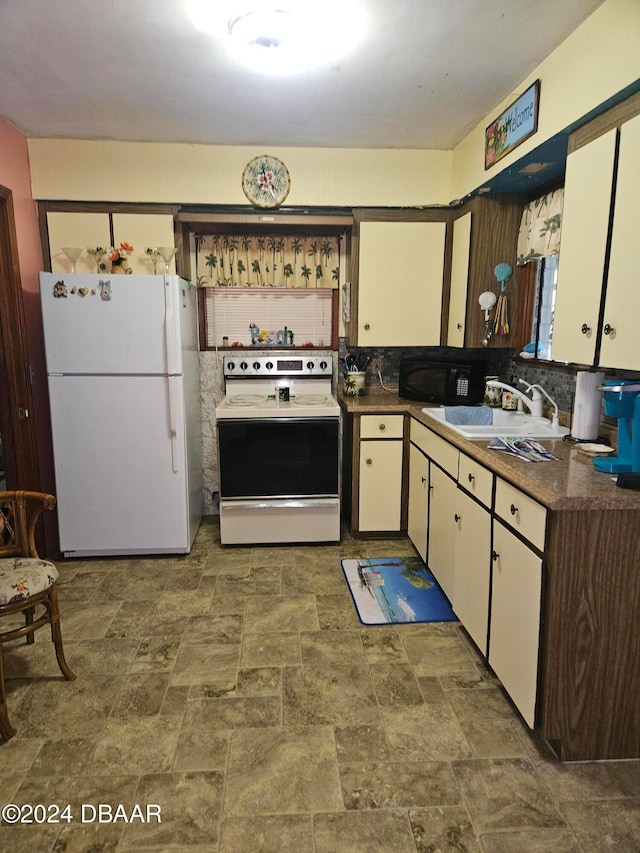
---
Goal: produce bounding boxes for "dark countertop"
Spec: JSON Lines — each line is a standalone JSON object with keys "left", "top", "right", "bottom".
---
{"left": 339, "top": 388, "right": 640, "bottom": 512}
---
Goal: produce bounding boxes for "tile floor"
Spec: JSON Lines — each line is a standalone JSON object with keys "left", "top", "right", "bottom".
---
{"left": 1, "top": 518, "right": 640, "bottom": 852}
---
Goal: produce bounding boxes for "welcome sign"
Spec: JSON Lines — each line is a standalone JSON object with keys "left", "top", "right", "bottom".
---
{"left": 485, "top": 80, "right": 540, "bottom": 169}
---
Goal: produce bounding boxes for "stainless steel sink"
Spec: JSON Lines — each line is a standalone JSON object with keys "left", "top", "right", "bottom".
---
{"left": 421, "top": 407, "right": 569, "bottom": 440}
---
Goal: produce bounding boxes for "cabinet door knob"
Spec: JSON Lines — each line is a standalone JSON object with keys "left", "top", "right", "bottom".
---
{"left": 603, "top": 323, "right": 616, "bottom": 338}
{"left": 581, "top": 323, "right": 592, "bottom": 337}
{"left": 492, "top": 550, "right": 499, "bottom": 561}
{"left": 454, "top": 513, "right": 461, "bottom": 522}
{"left": 457, "top": 323, "right": 462, "bottom": 330}
{"left": 378, "top": 423, "right": 386, "bottom": 432}
{"left": 468, "top": 473, "right": 475, "bottom": 483}
{"left": 363, "top": 323, "right": 370, "bottom": 331}
{"left": 365, "top": 458, "right": 373, "bottom": 466}
{"left": 421, "top": 476, "right": 426, "bottom": 484}
{"left": 510, "top": 503, "right": 518, "bottom": 515}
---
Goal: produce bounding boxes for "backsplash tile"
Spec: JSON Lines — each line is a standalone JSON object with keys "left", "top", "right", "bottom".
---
{"left": 338, "top": 340, "right": 512, "bottom": 389}
{"left": 338, "top": 339, "right": 640, "bottom": 416}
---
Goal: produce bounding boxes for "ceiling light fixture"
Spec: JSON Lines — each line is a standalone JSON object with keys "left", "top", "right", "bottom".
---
{"left": 229, "top": 9, "right": 294, "bottom": 50}
{"left": 188, "top": 0, "right": 365, "bottom": 76}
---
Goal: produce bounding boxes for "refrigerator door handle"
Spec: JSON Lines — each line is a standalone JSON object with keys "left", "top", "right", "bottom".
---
{"left": 164, "top": 276, "right": 177, "bottom": 376}
{"left": 167, "top": 376, "right": 179, "bottom": 474}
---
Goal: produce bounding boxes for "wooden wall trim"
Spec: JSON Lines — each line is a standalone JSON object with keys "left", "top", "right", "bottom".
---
{"left": 440, "top": 217, "right": 454, "bottom": 343}
{"left": 353, "top": 207, "right": 448, "bottom": 223}
{"left": 179, "top": 211, "right": 353, "bottom": 232}
{"left": 569, "top": 90, "right": 640, "bottom": 154}
{"left": 38, "top": 200, "right": 177, "bottom": 215}
{"left": 0, "top": 186, "right": 41, "bottom": 491}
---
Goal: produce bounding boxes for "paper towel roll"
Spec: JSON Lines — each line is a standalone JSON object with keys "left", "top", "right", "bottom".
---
{"left": 571, "top": 371, "right": 605, "bottom": 440}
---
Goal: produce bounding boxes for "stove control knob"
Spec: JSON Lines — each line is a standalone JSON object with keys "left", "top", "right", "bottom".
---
{"left": 307, "top": 361, "right": 315, "bottom": 370}
{"left": 320, "top": 361, "right": 328, "bottom": 370}
{"left": 226, "top": 361, "right": 235, "bottom": 371}
{"left": 253, "top": 362, "right": 261, "bottom": 371}
{"left": 265, "top": 361, "right": 274, "bottom": 370}
{"left": 240, "top": 361, "right": 248, "bottom": 371}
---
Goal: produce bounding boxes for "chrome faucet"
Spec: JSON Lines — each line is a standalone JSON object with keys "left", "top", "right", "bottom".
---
{"left": 519, "top": 379, "right": 560, "bottom": 430}
{"left": 485, "top": 380, "right": 543, "bottom": 417}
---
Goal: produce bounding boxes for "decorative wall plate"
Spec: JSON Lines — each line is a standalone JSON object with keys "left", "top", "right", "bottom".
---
{"left": 242, "top": 155, "right": 290, "bottom": 208}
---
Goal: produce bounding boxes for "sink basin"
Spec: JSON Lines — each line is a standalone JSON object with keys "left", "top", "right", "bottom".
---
{"left": 421, "top": 407, "right": 569, "bottom": 440}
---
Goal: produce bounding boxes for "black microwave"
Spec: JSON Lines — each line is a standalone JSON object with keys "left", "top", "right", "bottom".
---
{"left": 399, "top": 358, "right": 487, "bottom": 406}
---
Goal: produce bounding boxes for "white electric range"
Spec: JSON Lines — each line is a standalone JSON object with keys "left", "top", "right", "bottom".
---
{"left": 215, "top": 354, "right": 341, "bottom": 544}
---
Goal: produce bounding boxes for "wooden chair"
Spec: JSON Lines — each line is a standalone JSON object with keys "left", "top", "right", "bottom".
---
{"left": 0, "top": 490, "right": 75, "bottom": 741}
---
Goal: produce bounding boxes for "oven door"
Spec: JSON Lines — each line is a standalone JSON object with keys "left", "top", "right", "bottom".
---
{"left": 217, "top": 417, "right": 340, "bottom": 499}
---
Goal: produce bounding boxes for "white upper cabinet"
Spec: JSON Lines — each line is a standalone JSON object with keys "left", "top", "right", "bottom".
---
{"left": 48, "top": 212, "right": 111, "bottom": 275}
{"left": 355, "top": 220, "right": 446, "bottom": 346}
{"left": 112, "top": 213, "right": 176, "bottom": 275}
{"left": 47, "top": 211, "right": 177, "bottom": 276}
{"left": 551, "top": 130, "right": 616, "bottom": 365}
{"left": 598, "top": 113, "right": 640, "bottom": 369}
{"left": 552, "top": 107, "right": 640, "bottom": 370}
{"left": 447, "top": 212, "right": 472, "bottom": 347}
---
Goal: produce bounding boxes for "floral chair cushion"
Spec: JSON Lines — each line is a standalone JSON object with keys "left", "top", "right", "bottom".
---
{"left": 0, "top": 558, "right": 59, "bottom": 606}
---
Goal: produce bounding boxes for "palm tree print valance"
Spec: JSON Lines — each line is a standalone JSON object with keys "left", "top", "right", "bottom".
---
{"left": 516, "top": 188, "right": 564, "bottom": 266}
{"left": 196, "top": 234, "right": 340, "bottom": 288}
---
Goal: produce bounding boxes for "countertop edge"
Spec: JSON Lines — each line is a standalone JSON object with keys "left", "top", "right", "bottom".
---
{"left": 339, "top": 391, "right": 640, "bottom": 512}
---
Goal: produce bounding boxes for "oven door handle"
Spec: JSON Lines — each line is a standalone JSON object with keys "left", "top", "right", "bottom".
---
{"left": 222, "top": 500, "right": 339, "bottom": 511}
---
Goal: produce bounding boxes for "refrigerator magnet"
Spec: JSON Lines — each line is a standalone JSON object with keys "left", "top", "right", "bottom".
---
{"left": 78, "top": 287, "right": 89, "bottom": 297}
{"left": 53, "top": 281, "right": 68, "bottom": 298}
{"left": 100, "top": 280, "right": 113, "bottom": 301}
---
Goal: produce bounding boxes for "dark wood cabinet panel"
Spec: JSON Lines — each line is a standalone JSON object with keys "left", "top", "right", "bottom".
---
{"left": 454, "top": 194, "right": 525, "bottom": 350}
{"left": 541, "top": 508, "right": 640, "bottom": 760}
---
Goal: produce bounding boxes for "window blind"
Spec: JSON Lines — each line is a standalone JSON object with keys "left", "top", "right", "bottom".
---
{"left": 204, "top": 288, "right": 333, "bottom": 349}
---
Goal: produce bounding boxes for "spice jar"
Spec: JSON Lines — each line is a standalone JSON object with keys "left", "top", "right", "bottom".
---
{"left": 484, "top": 377, "right": 501, "bottom": 407}
{"left": 501, "top": 391, "right": 518, "bottom": 410}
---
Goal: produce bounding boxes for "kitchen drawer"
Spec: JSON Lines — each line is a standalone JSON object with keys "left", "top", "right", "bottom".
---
{"left": 494, "top": 479, "right": 546, "bottom": 551}
{"left": 410, "top": 418, "right": 432, "bottom": 455}
{"left": 410, "top": 419, "right": 458, "bottom": 478}
{"left": 360, "top": 414, "right": 404, "bottom": 439}
{"left": 458, "top": 453, "right": 493, "bottom": 509}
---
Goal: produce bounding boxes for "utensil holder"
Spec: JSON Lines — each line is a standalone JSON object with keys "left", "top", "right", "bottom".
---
{"left": 343, "top": 371, "right": 366, "bottom": 396}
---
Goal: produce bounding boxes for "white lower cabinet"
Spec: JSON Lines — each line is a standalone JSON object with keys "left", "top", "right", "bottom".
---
{"left": 451, "top": 489, "right": 491, "bottom": 655}
{"left": 489, "top": 520, "right": 543, "bottom": 728}
{"left": 408, "top": 417, "right": 545, "bottom": 727}
{"left": 426, "top": 463, "right": 457, "bottom": 601}
{"left": 358, "top": 440, "right": 403, "bottom": 532}
{"left": 407, "top": 443, "right": 429, "bottom": 561}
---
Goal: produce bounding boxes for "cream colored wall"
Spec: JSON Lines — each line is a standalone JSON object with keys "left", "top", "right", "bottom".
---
{"left": 451, "top": 0, "right": 640, "bottom": 200}
{"left": 28, "top": 141, "right": 453, "bottom": 207}
{"left": 27, "top": 1, "right": 639, "bottom": 215}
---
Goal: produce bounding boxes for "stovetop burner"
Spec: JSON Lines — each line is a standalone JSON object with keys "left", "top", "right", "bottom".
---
{"left": 291, "top": 394, "right": 331, "bottom": 406}
{"left": 216, "top": 352, "right": 340, "bottom": 420}
{"left": 217, "top": 393, "right": 339, "bottom": 419}
{"left": 225, "top": 394, "right": 268, "bottom": 407}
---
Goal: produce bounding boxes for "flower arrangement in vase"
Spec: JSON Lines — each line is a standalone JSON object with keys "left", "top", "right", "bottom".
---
{"left": 87, "top": 243, "right": 134, "bottom": 273}
{"left": 107, "top": 242, "right": 134, "bottom": 274}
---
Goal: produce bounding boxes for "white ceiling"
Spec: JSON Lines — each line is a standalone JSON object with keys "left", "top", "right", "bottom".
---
{"left": 0, "top": 0, "right": 604, "bottom": 150}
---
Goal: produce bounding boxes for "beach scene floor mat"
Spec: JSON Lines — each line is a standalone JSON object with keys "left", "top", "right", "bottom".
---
{"left": 341, "top": 556, "right": 457, "bottom": 625}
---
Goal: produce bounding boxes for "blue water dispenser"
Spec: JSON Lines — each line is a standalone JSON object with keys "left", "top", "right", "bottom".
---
{"left": 593, "top": 380, "right": 640, "bottom": 473}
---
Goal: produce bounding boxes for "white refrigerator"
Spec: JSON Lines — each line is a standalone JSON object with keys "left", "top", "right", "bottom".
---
{"left": 39, "top": 272, "right": 202, "bottom": 557}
